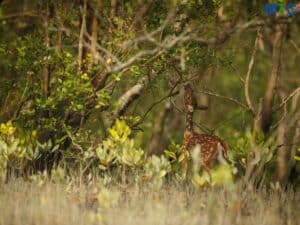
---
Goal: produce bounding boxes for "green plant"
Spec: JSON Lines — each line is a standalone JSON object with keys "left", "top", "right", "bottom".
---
{"left": 143, "top": 155, "right": 171, "bottom": 189}
{"left": 95, "top": 119, "right": 144, "bottom": 170}
{"left": 0, "top": 121, "right": 40, "bottom": 182}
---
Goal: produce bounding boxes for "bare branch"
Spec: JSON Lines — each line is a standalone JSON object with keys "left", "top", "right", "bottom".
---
{"left": 114, "top": 82, "right": 146, "bottom": 118}
{"left": 83, "top": 31, "right": 121, "bottom": 66}
{"left": 244, "top": 28, "right": 262, "bottom": 117}
{"left": 0, "top": 11, "right": 40, "bottom": 20}
{"left": 107, "top": 30, "right": 191, "bottom": 75}
{"left": 122, "top": 8, "right": 176, "bottom": 48}
{"left": 190, "top": 17, "right": 293, "bottom": 46}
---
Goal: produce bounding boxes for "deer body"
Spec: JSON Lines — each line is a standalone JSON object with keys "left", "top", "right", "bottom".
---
{"left": 182, "top": 84, "right": 228, "bottom": 171}
{"left": 182, "top": 129, "right": 228, "bottom": 170}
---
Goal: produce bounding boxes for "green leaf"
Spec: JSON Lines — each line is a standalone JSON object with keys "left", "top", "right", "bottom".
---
{"left": 164, "top": 150, "right": 177, "bottom": 160}
{"left": 178, "top": 153, "right": 186, "bottom": 162}
{"left": 295, "top": 156, "right": 300, "bottom": 161}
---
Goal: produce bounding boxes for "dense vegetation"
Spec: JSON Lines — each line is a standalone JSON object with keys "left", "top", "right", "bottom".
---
{"left": 0, "top": 1, "right": 300, "bottom": 224}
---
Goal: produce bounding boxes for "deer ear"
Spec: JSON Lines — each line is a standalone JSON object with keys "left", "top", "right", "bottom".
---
{"left": 187, "top": 105, "right": 194, "bottom": 112}
{"left": 196, "top": 104, "right": 208, "bottom": 110}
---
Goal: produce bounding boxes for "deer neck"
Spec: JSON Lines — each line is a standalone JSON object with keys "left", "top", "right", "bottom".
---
{"left": 183, "top": 82, "right": 196, "bottom": 135}
{"left": 185, "top": 111, "right": 194, "bottom": 133}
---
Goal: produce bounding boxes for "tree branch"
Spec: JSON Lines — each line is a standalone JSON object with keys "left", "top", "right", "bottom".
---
{"left": 244, "top": 28, "right": 262, "bottom": 117}
{"left": 114, "top": 82, "right": 145, "bottom": 119}
{"left": 0, "top": 11, "right": 39, "bottom": 20}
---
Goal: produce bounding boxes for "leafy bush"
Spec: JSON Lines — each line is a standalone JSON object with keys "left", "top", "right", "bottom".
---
{"left": 0, "top": 121, "right": 39, "bottom": 181}
{"left": 95, "top": 119, "right": 144, "bottom": 170}
{"left": 0, "top": 119, "right": 283, "bottom": 189}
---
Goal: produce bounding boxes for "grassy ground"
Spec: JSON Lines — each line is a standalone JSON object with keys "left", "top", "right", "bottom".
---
{"left": 0, "top": 178, "right": 299, "bottom": 225}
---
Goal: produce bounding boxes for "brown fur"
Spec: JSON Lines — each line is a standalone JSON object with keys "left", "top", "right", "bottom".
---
{"left": 182, "top": 129, "right": 228, "bottom": 170}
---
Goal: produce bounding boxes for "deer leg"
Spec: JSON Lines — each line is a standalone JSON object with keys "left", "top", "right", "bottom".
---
{"left": 181, "top": 152, "right": 188, "bottom": 178}
{"left": 203, "top": 161, "right": 212, "bottom": 171}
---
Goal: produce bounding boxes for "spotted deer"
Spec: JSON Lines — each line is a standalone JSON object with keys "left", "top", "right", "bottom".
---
{"left": 182, "top": 83, "right": 228, "bottom": 171}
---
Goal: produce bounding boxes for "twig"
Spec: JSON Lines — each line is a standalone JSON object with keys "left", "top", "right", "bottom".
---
{"left": 133, "top": 90, "right": 180, "bottom": 127}
{"left": 273, "top": 87, "right": 300, "bottom": 112}
{"left": 63, "top": 125, "right": 84, "bottom": 152}
{"left": 170, "top": 98, "right": 184, "bottom": 114}
{"left": 13, "top": 77, "right": 30, "bottom": 119}
{"left": 193, "top": 121, "right": 213, "bottom": 134}
{"left": 197, "top": 89, "right": 249, "bottom": 111}
{"left": 212, "top": 110, "right": 245, "bottom": 131}
{"left": 135, "top": 74, "right": 182, "bottom": 123}
{"left": 122, "top": 8, "right": 175, "bottom": 48}
{"left": 289, "top": 39, "right": 300, "bottom": 54}
{"left": 271, "top": 89, "right": 288, "bottom": 129}
{"left": 276, "top": 141, "right": 300, "bottom": 148}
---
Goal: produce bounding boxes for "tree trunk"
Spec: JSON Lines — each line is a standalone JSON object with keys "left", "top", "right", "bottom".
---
{"left": 78, "top": 0, "right": 87, "bottom": 72}
{"left": 110, "top": 0, "right": 117, "bottom": 18}
{"left": 276, "top": 90, "right": 288, "bottom": 185}
{"left": 89, "top": 10, "right": 99, "bottom": 69}
{"left": 261, "top": 24, "right": 286, "bottom": 133}
{"left": 148, "top": 103, "right": 172, "bottom": 155}
{"left": 42, "top": 3, "right": 51, "bottom": 98}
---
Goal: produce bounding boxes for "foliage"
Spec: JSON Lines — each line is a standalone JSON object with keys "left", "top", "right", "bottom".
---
{"left": 164, "top": 141, "right": 186, "bottom": 173}
{"left": 143, "top": 155, "right": 172, "bottom": 189}
{"left": 190, "top": 145, "right": 235, "bottom": 187}
{"left": 0, "top": 0, "right": 299, "bottom": 189}
{"left": 0, "top": 121, "right": 40, "bottom": 181}
{"left": 95, "top": 119, "right": 144, "bottom": 170}
{"left": 1, "top": 2, "right": 300, "bottom": 225}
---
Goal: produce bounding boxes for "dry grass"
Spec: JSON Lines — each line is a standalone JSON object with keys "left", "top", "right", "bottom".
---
{"left": 0, "top": 179, "right": 299, "bottom": 225}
